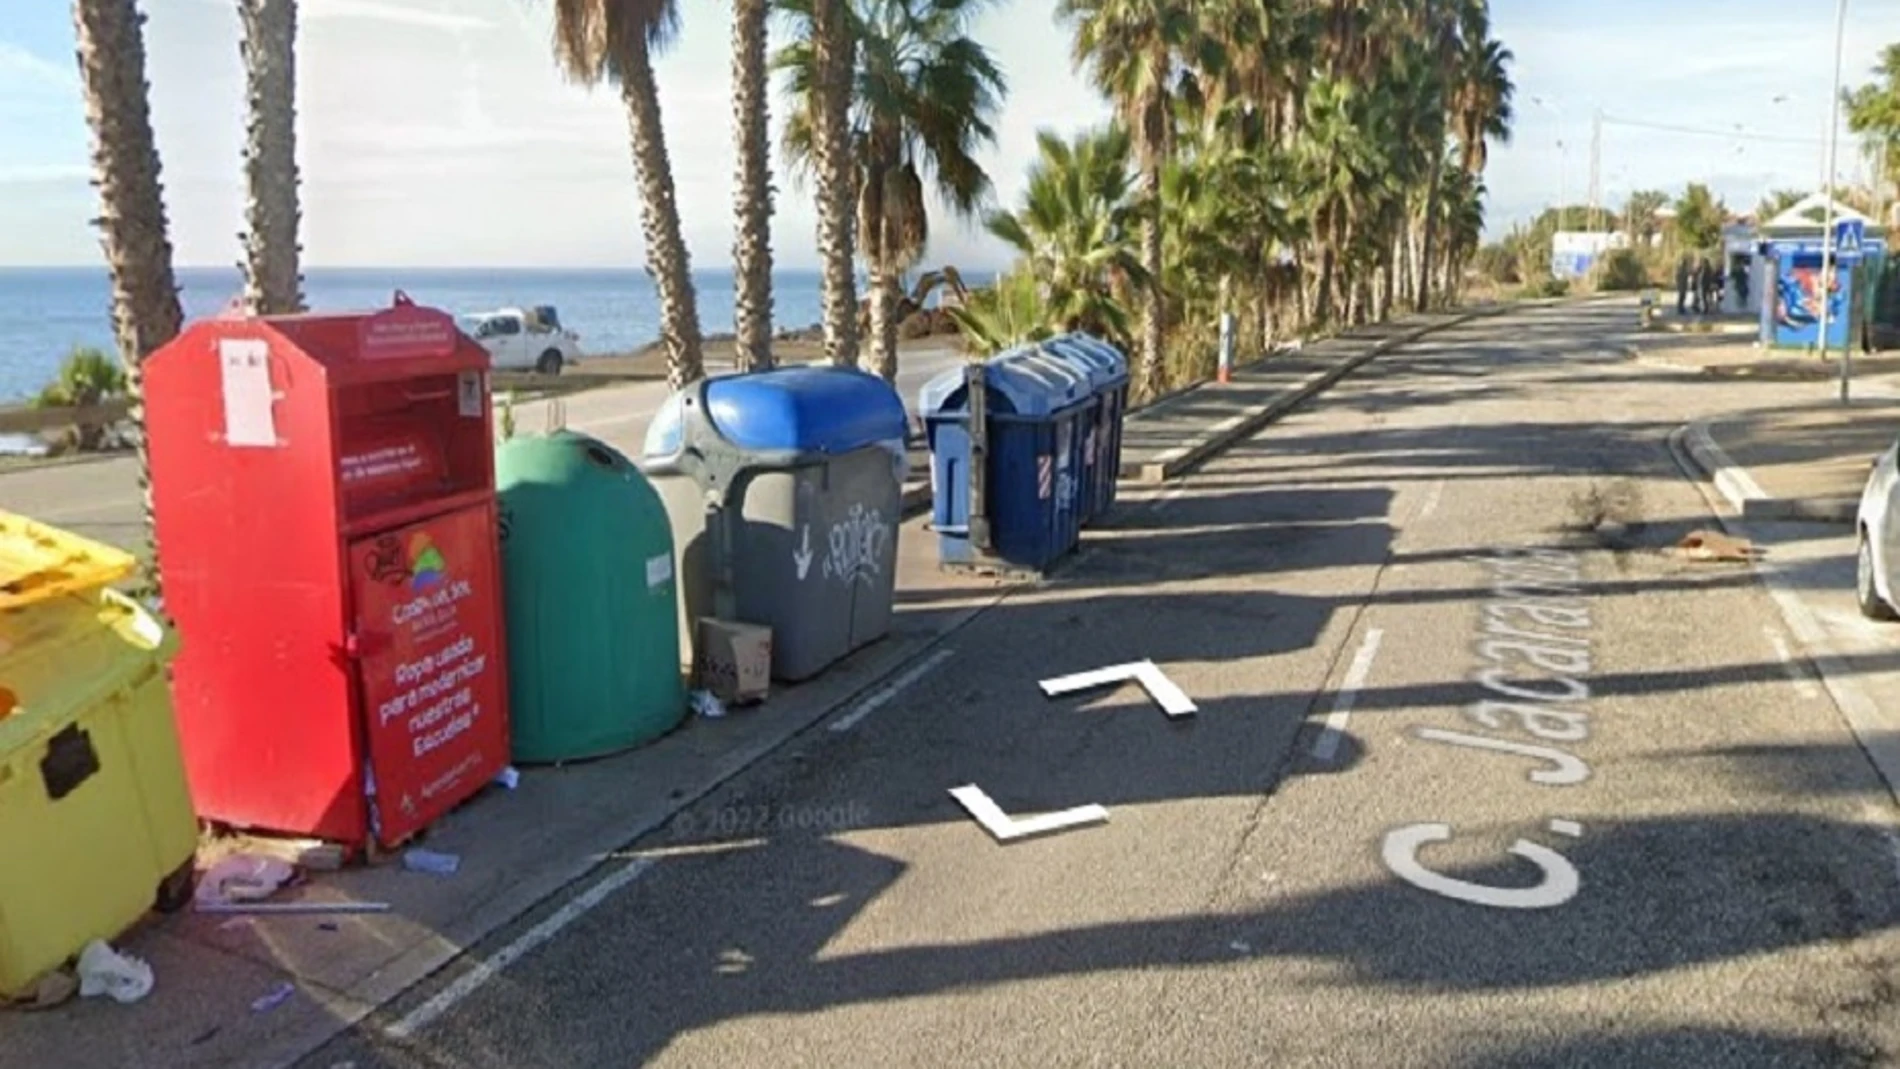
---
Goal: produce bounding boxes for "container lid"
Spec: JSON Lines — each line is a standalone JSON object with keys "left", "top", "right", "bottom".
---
{"left": 698, "top": 366, "right": 907, "bottom": 455}
{"left": 0, "top": 510, "right": 137, "bottom": 611}
{"left": 1003, "top": 348, "right": 1093, "bottom": 408}
{"left": 0, "top": 587, "right": 173, "bottom": 754}
{"left": 1041, "top": 334, "right": 1129, "bottom": 389}
{"left": 919, "top": 347, "right": 1094, "bottom": 418}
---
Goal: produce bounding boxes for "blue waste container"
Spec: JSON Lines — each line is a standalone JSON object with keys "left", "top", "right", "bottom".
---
{"left": 1041, "top": 333, "right": 1130, "bottom": 523}
{"left": 919, "top": 347, "right": 1095, "bottom": 573}
{"left": 641, "top": 366, "right": 909, "bottom": 682}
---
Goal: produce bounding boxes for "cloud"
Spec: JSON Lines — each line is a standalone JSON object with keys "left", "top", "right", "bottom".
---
{"left": 300, "top": 0, "right": 497, "bottom": 30}
{"left": 0, "top": 163, "right": 89, "bottom": 185}
{"left": 0, "top": 42, "right": 75, "bottom": 91}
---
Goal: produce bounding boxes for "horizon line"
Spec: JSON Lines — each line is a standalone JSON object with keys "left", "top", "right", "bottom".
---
{"left": 0, "top": 262, "right": 1013, "bottom": 274}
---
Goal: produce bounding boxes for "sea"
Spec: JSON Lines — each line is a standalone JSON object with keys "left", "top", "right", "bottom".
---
{"left": 0, "top": 266, "right": 836, "bottom": 404}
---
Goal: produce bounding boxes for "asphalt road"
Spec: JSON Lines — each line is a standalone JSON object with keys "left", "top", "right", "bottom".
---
{"left": 304, "top": 303, "right": 1900, "bottom": 1068}
{"left": 0, "top": 344, "right": 967, "bottom": 550}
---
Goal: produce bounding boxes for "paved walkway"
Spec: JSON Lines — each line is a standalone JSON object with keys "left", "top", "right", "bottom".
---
{"left": 1118, "top": 311, "right": 1476, "bottom": 481}
{"left": 1689, "top": 401, "right": 1900, "bottom": 522}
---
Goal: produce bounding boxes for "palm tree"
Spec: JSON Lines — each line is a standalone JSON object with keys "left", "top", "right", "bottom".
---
{"left": 984, "top": 124, "right": 1148, "bottom": 348}
{"left": 551, "top": 0, "right": 705, "bottom": 391}
{"left": 776, "top": 0, "right": 862, "bottom": 368}
{"left": 731, "top": 0, "right": 775, "bottom": 370}
{"left": 71, "top": 0, "right": 184, "bottom": 600}
{"left": 1845, "top": 43, "right": 1900, "bottom": 218}
{"left": 1755, "top": 188, "right": 1806, "bottom": 223}
{"left": 1622, "top": 188, "right": 1669, "bottom": 243}
{"left": 777, "top": 0, "right": 1006, "bottom": 382}
{"left": 238, "top": 0, "right": 304, "bottom": 315}
{"left": 1058, "top": 0, "right": 1211, "bottom": 400}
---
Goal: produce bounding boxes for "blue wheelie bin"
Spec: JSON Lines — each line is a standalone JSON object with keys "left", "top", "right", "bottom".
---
{"left": 919, "top": 346, "right": 1094, "bottom": 573}
{"left": 1041, "top": 334, "right": 1130, "bottom": 524}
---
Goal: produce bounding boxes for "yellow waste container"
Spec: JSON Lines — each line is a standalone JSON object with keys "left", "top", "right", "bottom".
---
{"left": 0, "top": 512, "right": 198, "bottom": 999}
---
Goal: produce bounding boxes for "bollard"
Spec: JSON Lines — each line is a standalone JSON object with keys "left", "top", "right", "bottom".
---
{"left": 1218, "top": 312, "right": 1236, "bottom": 384}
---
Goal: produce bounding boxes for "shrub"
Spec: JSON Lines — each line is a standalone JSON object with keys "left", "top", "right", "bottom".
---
{"left": 1594, "top": 248, "right": 1649, "bottom": 291}
{"left": 32, "top": 346, "right": 129, "bottom": 453}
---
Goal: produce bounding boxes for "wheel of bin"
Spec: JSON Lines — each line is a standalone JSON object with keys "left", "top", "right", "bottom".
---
{"left": 154, "top": 861, "right": 197, "bottom": 914}
{"left": 537, "top": 349, "right": 564, "bottom": 375}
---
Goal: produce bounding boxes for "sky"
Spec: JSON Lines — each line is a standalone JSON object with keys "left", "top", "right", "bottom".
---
{"left": 0, "top": 0, "right": 1896, "bottom": 271}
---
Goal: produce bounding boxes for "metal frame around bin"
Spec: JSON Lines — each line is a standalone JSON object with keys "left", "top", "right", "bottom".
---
{"left": 641, "top": 377, "right": 816, "bottom": 622}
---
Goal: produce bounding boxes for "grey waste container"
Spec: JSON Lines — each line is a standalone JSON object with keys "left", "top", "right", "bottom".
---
{"left": 641, "top": 366, "right": 910, "bottom": 683}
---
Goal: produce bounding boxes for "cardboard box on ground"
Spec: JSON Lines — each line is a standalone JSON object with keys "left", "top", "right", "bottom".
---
{"left": 696, "top": 619, "right": 772, "bottom": 705}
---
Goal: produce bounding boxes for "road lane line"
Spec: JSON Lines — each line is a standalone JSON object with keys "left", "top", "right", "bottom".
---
{"left": 829, "top": 647, "right": 955, "bottom": 732}
{"left": 1416, "top": 480, "right": 1447, "bottom": 520}
{"left": 1763, "top": 626, "right": 1822, "bottom": 699}
{"left": 385, "top": 856, "right": 656, "bottom": 1040}
{"left": 1312, "top": 628, "right": 1385, "bottom": 761}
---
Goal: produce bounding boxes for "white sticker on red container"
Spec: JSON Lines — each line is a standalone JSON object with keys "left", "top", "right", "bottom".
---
{"left": 218, "top": 338, "right": 278, "bottom": 447}
{"left": 457, "top": 371, "right": 483, "bottom": 418}
{"left": 646, "top": 553, "right": 673, "bottom": 589}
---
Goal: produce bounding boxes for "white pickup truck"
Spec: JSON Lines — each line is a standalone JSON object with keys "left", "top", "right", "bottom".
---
{"left": 461, "top": 305, "right": 583, "bottom": 375}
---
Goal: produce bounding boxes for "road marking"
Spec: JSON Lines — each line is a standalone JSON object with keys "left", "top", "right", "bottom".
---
{"left": 1040, "top": 660, "right": 1197, "bottom": 718}
{"left": 949, "top": 785, "right": 1108, "bottom": 842}
{"left": 1763, "top": 626, "right": 1822, "bottom": 699}
{"left": 830, "top": 647, "right": 955, "bottom": 732}
{"left": 1416, "top": 481, "right": 1447, "bottom": 520}
{"left": 1312, "top": 629, "right": 1384, "bottom": 760}
{"left": 385, "top": 856, "right": 655, "bottom": 1040}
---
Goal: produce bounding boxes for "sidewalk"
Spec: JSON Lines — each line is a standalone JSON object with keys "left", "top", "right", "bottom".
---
{"left": 1684, "top": 401, "right": 1900, "bottom": 523}
{"left": 0, "top": 299, "right": 1503, "bottom": 1069}
{"left": 1118, "top": 308, "right": 1484, "bottom": 482}
{"left": 1627, "top": 332, "right": 1900, "bottom": 383}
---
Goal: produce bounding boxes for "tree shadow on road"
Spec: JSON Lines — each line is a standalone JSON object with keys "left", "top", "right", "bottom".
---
{"left": 330, "top": 811, "right": 1900, "bottom": 1068}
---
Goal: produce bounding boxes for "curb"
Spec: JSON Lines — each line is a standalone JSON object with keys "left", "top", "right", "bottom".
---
{"left": 1680, "top": 419, "right": 1859, "bottom": 525}
{"left": 1121, "top": 309, "right": 1493, "bottom": 484}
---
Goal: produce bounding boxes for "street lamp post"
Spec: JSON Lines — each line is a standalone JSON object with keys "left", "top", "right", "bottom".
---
{"left": 1816, "top": 0, "right": 1849, "bottom": 402}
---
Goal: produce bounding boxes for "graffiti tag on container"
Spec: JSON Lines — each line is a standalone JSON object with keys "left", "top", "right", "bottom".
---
{"left": 824, "top": 503, "right": 890, "bottom": 585}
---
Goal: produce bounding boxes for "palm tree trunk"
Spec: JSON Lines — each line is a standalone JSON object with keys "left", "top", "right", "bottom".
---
{"left": 1138, "top": 160, "right": 1166, "bottom": 399}
{"left": 867, "top": 224, "right": 900, "bottom": 382}
{"left": 730, "top": 0, "right": 774, "bottom": 371}
{"left": 73, "top": 0, "right": 184, "bottom": 602}
{"left": 1393, "top": 230, "right": 1409, "bottom": 313}
{"left": 1380, "top": 245, "right": 1396, "bottom": 321}
{"left": 811, "top": 0, "right": 859, "bottom": 368}
{"left": 238, "top": 0, "right": 303, "bottom": 316}
{"left": 619, "top": 46, "right": 705, "bottom": 391}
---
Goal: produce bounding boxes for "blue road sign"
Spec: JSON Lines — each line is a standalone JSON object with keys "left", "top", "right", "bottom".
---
{"left": 1835, "top": 218, "right": 1866, "bottom": 263}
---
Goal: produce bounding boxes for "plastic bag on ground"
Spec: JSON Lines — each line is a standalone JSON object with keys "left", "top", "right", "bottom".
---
{"left": 75, "top": 940, "right": 153, "bottom": 1004}
{"left": 196, "top": 854, "right": 297, "bottom": 906}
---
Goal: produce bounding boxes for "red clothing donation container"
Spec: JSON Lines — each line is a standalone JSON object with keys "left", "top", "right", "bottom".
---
{"left": 145, "top": 292, "right": 511, "bottom": 852}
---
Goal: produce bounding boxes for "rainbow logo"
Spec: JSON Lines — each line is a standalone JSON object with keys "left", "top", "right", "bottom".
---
{"left": 408, "top": 532, "right": 447, "bottom": 592}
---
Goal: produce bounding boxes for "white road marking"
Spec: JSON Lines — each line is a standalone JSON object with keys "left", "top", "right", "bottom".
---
{"left": 1763, "top": 626, "right": 1822, "bottom": 699}
{"left": 829, "top": 647, "right": 955, "bottom": 732}
{"left": 1416, "top": 480, "right": 1447, "bottom": 520}
{"left": 949, "top": 785, "right": 1108, "bottom": 842}
{"left": 385, "top": 857, "right": 656, "bottom": 1040}
{"left": 1312, "top": 628, "right": 1384, "bottom": 761}
{"left": 1039, "top": 660, "right": 1197, "bottom": 718}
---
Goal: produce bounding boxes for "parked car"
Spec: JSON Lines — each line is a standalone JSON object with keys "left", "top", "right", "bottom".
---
{"left": 461, "top": 306, "right": 583, "bottom": 375}
{"left": 1855, "top": 439, "right": 1900, "bottom": 619}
